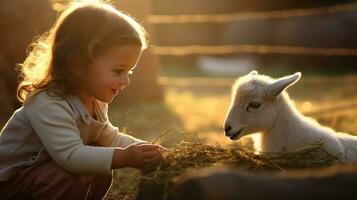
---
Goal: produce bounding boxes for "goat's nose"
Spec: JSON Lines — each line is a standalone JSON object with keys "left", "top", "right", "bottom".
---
{"left": 224, "top": 125, "right": 232, "bottom": 136}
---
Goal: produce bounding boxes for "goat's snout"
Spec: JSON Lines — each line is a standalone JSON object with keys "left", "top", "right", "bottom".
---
{"left": 224, "top": 125, "right": 232, "bottom": 136}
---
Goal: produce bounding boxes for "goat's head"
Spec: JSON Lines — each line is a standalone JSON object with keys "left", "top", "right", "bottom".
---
{"left": 224, "top": 70, "right": 301, "bottom": 140}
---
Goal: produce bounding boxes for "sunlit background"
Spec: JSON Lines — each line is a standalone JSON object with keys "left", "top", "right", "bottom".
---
{"left": 1, "top": 0, "right": 357, "bottom": 159}
{"left": 2, "top": 0, "right": 357, "bottom": 198}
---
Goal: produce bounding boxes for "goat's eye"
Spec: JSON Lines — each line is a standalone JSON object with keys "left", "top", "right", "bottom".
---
{"left": 247, "top": 101, "right": 261, "bottom": 111}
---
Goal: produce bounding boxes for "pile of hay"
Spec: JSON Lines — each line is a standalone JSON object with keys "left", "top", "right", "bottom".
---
{"left": 135, "top": 141, "right": 341, "bottom": 200}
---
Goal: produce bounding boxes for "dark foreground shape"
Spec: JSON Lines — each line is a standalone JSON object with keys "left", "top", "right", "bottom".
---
{"left": 168, "top": 165, "right": 357, "bottom": 200}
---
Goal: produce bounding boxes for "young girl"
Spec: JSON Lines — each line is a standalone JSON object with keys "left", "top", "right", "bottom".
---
{"left": 0, "top": 1, "right": 165, "bottom": 199}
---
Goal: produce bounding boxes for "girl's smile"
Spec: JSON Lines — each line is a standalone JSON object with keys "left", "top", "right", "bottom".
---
{"left": 111, "top": 89, "right": 119, "bottom": 95}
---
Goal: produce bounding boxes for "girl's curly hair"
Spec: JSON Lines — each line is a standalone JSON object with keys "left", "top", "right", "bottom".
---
{"left": 17, "top": 0, "right": 148, "bottom": 103}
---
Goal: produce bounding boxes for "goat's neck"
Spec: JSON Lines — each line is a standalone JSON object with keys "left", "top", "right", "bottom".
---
{"left": 261, "top": 96, "right": 307, "bottom": 153}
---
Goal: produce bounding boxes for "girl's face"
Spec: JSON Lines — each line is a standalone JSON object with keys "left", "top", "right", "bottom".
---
{"left": 82, "top": 44, "right": 142, "bottom": 103}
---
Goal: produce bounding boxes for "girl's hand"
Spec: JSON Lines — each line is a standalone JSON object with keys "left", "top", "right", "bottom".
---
{"left": 112, "top": 142, "right": 162, "bottom": 169}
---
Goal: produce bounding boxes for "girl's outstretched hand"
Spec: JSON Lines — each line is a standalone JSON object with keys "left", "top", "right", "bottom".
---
{"left": 112, "top": 142, "right": 163, "bottom": 169}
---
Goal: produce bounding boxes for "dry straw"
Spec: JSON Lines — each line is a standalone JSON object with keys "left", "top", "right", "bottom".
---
{"left": 134, "top": 139, "right": 341, "bottom": 200}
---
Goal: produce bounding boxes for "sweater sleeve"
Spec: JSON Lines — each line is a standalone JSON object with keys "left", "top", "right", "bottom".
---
{"left": 98, "top": 121, "right": 145, "bottom": 148}
{"left": 25, "top": 94, "right": 114, "bottom": 174}
{"left": 95, "top": 103, "right": 145, "bottom": 147}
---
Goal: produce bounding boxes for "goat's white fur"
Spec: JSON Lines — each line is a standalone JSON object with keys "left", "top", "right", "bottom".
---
{"left": 224, "top": 71, "right": 357, "bottom": 162}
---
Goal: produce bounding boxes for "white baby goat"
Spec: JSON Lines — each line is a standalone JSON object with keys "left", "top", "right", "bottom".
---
{"left": 224, "top": 71, "right": 357, "bottom": 162}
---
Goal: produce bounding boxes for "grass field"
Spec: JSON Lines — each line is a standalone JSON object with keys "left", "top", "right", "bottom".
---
{"left": 106, "top": 74, "right": 357, "bottom": 199}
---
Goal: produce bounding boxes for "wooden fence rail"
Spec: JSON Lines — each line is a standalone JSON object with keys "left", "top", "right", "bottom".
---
{"left": 151, "top": 45, "right": 357, "bottom": 56}
{"left": 148, "top": 3, "right": 357, "bottom": 24}
{"left": 158, "top": 76, "right": 357, "bottom": 87}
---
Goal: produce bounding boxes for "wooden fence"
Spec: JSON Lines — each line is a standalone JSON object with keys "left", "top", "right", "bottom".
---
{"left": 149, "top": 2, "right": 357, "bottom": 56}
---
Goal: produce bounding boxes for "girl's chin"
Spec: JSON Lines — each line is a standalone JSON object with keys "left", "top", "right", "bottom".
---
{"left": 97, "top": 96, "right": 115, "bottom": 104}
{"left": 105, "top": 97, "right": 115, "bottom": 103}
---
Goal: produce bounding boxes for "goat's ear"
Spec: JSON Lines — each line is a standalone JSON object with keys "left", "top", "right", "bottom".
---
{"left": 248, "top": 70, "right": 258, "bottom": 76}
{"left": 266, "top": 72, "right": 301, "bottom": 98}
